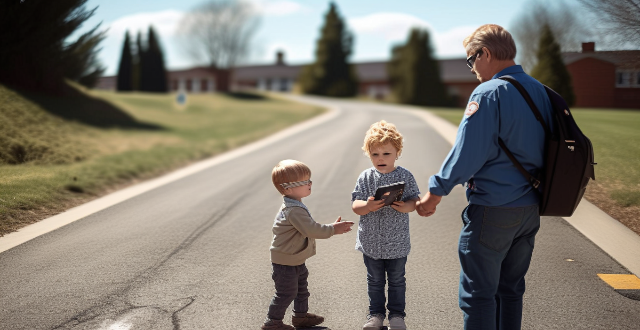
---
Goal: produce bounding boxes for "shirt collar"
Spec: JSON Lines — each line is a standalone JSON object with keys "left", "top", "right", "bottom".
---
{"left": 283, "top": 196, "right": 309, "bottom": 212}
{"left": 492, "top": 65, "right": 525, "bottom": 80}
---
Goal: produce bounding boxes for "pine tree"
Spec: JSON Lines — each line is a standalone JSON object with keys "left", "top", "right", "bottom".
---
{"left": 299, "top": 2, "right": 357, "bottom": 97}
{"left": 116, "top": 31, "right": 133, "bottom": 91}
{"left": 388, "top": 28, "right": 449, "bottom": 106}
{"left": 133, "top": 31, "right": 145, "bottom": 91}
{"left": 0, "top": 0, "right": 105, "bottom": 93}
{"left": 145, "top": 26, "right": 168, "bottom": 92}
{"left": 531, "top": 24, "right": 575, "bottom": 106}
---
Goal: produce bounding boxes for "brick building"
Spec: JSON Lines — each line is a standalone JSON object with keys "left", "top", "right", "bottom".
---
{"left": 232, "top": 51, "right": 478, "bottom": 107}
{"left": 95, "top": 45, "right": 639, "bottom": 109}
{"left": 95, "top": 67, "right": 230, "bottom": 93}
{"left": 563, "top": 42, "right": 640, "bottom": 108}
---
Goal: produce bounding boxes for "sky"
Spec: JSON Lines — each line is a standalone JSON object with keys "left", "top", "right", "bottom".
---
{"left": 73, "top": 0, "right": 587, "bottom": 76}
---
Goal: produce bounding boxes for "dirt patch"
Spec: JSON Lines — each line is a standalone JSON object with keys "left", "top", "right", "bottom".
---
{"left": 584, "top": 182, "right": 640, "bottom": 236}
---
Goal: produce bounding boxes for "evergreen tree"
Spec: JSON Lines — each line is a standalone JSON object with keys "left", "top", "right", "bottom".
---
{"left": 145, "top": 26, "right": 168, "bottom": 92}
{"left": 531, "top": 24, "right": 575, "bottom": 106}
{"left": 133, "top": 31, "right": 145, "bottom": 91}
{"left": 0, "top": 0, "right": 105, "bottom": 93}
{"left": 299, "top": 2, "right": 357, "bottom": 97}
{"left": 116, "top": 31, "right": 133, "bottom": 91}
{"left": 63, "top": 24, "right": 106, "bottom": 88}
{"left": 388, "top": 28, "right": 449, "bottom": 106}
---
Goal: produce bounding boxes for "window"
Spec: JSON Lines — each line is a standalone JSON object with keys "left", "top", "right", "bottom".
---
{"left": 616, "top": 71, "right": 631, "bottom": 87}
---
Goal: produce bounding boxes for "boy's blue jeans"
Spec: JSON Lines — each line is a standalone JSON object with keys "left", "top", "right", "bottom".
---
{"left": 459, "top": 204, "right": 540, "bottom": 330}
{"left": 363, "top": 254, "right": 407, "bottom": 319}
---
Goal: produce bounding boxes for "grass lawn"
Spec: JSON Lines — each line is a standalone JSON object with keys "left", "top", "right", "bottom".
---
{"left": 0, "top": 85, "right": 323, "bottom": 236}
{"left": 426, "top": 106, "right": 640, "bottom": 235}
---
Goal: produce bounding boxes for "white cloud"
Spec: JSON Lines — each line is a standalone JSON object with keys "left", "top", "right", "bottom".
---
{"left": 250, "top": 0, "right": 306, "bottom": 16}
{"left": 106, "top": 10, "right": 184, "bottom": 38}
{"left": 349, "top": 12, "right": 475, "bottom": 58}
{"left": 349, "top": 13, "right": 431, "bottom": 42}
{"left": 97, "top": 10, "right": 190, "bottom": 75}
{"left": 433, "top": 26, "right": 477, "bottom": 58}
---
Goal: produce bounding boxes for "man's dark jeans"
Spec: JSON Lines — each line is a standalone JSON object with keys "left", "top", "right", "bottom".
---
{"left": 459, "top": 204, "right": 540, "bottom": 330}
{"left": 267, "top": 263, "right": 309, "bottom": 321}
{"left": 363, "top": 254, "right": 407, "bottom": 319}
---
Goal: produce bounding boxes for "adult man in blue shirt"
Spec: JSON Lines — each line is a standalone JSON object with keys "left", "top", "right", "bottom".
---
{"left": 416, "top": 24, "right": 554, "bottom": 330}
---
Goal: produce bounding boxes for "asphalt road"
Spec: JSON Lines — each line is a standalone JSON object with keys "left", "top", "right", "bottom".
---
{"left": 1, "top": 96, "right": 638, "bottom": 330}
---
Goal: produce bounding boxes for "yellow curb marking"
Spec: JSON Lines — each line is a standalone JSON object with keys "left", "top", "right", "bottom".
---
{"left": 598, "top": 274, "right": 640, "bottom": 290}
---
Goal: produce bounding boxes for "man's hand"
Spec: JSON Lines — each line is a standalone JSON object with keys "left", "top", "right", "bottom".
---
{"left": 416, "top": 192, "right": 442, "bottom": 217}
{"left": 332, "top": 216, "right": 354, "bottom": 234}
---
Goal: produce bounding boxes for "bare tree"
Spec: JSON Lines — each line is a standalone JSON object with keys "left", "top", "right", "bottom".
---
{"left": 178, "top": 0, "right": 260, "bottom": 69}
{"left": 510, "top": 0, "right": 593, "bottom": 72}
{"left": 579, "top": 0, "right": 640, "bottom": 48}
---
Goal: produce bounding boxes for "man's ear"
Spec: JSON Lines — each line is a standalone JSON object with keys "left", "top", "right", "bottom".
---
{"left": 482, "top": 47, "right": 492, "bottom": 62}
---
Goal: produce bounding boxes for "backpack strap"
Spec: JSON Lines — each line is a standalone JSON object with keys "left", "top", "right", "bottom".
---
{"left": 498, "top": 75, "right": 551, "bottom": 136}
{"left": 497, "top": 138, "right": 541, "bottom": 188}
{"left": 497, "top": 75, "right": 547, "bottom": 189}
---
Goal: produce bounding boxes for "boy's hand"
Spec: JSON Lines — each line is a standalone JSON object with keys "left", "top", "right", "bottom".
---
{"left": 391, "top": 199, "right": 417, "bottom": 213}
{"left": 332, "top": 216, "right": 354, "bottom": 234}
{"left": 366, "top": 196, "right": 385, "bottom": 213}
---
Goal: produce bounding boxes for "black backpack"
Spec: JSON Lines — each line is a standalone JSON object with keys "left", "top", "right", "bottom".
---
{"left": 498, "top": 76, "right": 596, "bottom": 217}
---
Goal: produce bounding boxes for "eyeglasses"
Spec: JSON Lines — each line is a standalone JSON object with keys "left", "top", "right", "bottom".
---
{"left": 280, "top": 179, "right": 312, "bottom": 189}
{"left": 466, "top": 50, "right": 483, "bottom": 69}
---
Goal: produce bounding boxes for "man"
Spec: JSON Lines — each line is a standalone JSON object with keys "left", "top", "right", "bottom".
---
{"left": 416, "top": 24, "right": 554, "bottom": 330}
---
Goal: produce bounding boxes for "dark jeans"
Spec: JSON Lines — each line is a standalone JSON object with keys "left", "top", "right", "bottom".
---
{"left": 267, "top": 263, "right": 309, "bottom": 321}
{"left": 458, "top": 204, "right": 540, "bottom": 330}
{"left": 363, "top": 254, "right": 407, "bottom": 319}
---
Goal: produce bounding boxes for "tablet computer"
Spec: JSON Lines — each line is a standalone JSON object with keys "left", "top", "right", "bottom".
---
{"left": 374, "top": 182, "right": 405, "bottom": 206}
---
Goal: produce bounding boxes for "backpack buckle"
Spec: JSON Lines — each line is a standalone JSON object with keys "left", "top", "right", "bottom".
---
{"left": 531, "top": 178, "right": 541, "bottom": 189}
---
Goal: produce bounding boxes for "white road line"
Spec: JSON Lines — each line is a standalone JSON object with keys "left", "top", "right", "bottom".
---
{"left": 0, "top": 106, "right": 340, "bottom": 253}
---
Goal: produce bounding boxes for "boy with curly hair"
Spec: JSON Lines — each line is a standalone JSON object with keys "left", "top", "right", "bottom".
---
{"left": 351, "top": 120, "right": 421, "bottom": 330}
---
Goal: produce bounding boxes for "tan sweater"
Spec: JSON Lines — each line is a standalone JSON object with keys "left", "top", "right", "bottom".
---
{"left": 270, "top": 197, "right": 335, "bottom": 266}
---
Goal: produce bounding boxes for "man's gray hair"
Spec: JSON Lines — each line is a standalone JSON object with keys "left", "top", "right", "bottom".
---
{"left": 463, "top": 24, "right": 517, "bottom": 60}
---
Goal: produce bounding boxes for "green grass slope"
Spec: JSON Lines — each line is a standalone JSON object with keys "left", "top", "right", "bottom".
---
{"left": 0, "top": 84, "right": 323, "bottom": 236}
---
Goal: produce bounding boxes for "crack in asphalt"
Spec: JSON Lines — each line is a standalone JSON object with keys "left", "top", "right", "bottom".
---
{"left": 49, "top": 189, "right": 250, "bottom": 330}
{"left": 171, "top": 296, "right": 196, "bottom": 330}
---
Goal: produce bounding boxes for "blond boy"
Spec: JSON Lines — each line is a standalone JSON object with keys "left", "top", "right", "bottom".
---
{"left": 262, "top": 159, "right": 354, "bottom": 330}
{"left": 351, "top": 121, "right": 421, "bottom": 330}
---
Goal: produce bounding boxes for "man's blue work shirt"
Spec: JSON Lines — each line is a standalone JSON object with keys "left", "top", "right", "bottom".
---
{"left": 429, "top": 65, "right": 554, "bottom": 207}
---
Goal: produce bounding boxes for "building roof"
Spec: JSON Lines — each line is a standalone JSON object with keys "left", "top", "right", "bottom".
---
{"left": 439, "top": 58, "right": 478, "bottom": 82}
{"left": 563, "top": 50, "right": 640, "bottom": 70}
{"left": 233, "top": 64, "right": 302, "bottom": 80}
{"left": 354, "top": 61, "right": 388, "bottom": 81}
{"left": 231, "top": 58, "right": 478, "bottom": 83}
{"left": 167, "top": 66, "right": 217, "bottom": 78}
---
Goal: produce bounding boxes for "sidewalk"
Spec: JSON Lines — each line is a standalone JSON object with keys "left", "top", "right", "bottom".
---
{"left": 409, "top": 107, "right": 640, "bottom": 278}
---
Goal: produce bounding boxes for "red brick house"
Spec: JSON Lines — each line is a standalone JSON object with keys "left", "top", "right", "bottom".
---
{"left": 563, "top": 42, "right": 640, "bottom": 108}
{"left": 232, "top": 52, "right": 478, "bottom": 107}
{"left": 96, "top": 45, "right": 639, "bottom": 109}
{"left": 95, "top": 67, "right": 230, "bottom": 93}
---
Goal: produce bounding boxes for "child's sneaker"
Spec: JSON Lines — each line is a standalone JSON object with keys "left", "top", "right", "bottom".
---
{"left": 388, "top": 316, "right": 406, "bottom": 330}
{"left": 291, "top": 313, "right": 324, "bottom": 328}
{"left": 363, "top": 314, "right": 384, "bottom": 330}
{"left": 261, "top": 319, "right": 295, "bottom": 330}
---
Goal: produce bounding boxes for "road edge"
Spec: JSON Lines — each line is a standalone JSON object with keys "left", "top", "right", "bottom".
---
{"left": 0, "top": 106, "right": 340, "bottom": 254}
{"left": 407, "top": 107, "right": 640, "bottom": 277}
